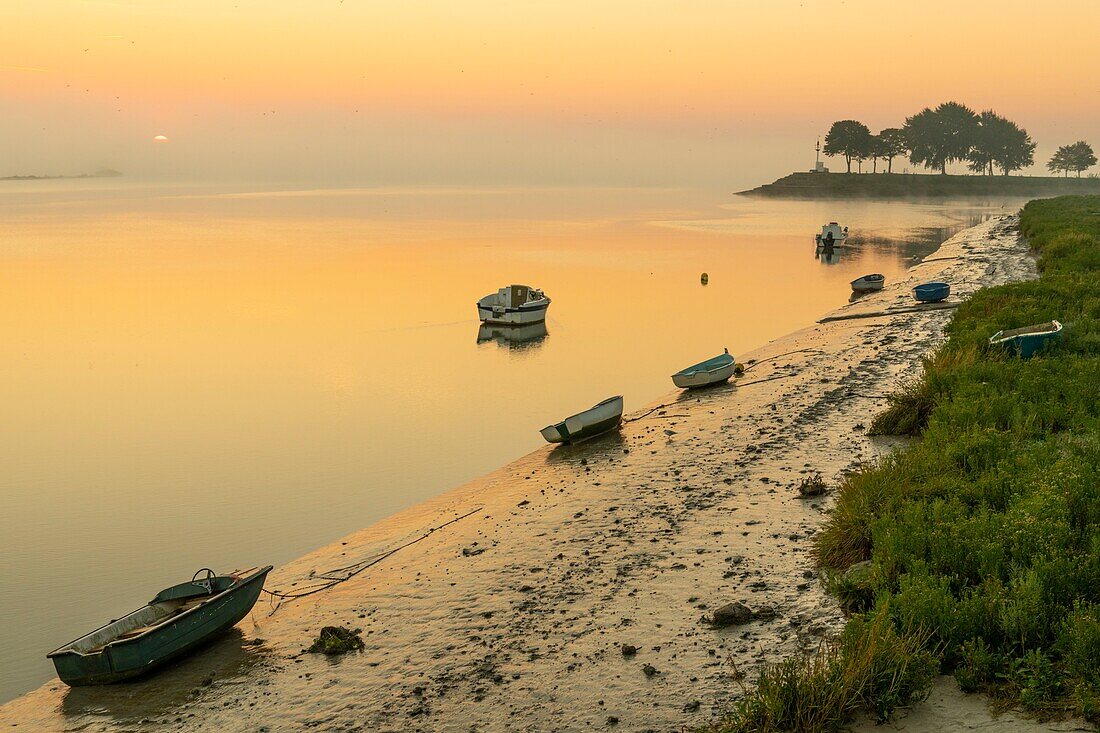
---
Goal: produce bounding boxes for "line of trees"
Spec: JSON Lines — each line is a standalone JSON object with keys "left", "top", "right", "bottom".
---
{"left": 823, "top": 102, "right": 1095, "bottom": 177}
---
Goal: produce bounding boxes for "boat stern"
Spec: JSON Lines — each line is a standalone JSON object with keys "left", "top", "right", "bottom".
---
{"left": 540, "top": 424, "right": 565, "bottom": 443}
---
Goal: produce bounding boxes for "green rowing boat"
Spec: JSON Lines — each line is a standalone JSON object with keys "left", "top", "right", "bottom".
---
{"left": 47, "top": 565, "right": 272, "bottom": 686}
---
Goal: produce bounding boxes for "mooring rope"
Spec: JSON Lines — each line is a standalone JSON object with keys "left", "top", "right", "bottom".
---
{"left": 260, "top": 506, "right": 483, "bottom": 614}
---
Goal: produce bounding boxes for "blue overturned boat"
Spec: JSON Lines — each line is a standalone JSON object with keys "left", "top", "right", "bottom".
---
{"left": 913, "top": 281, "right": 950, "bottom": 303}
{"left": 47, "top": 566, "right": 272, "bottom": 686}
{"left": 989, "top": 320, "right": 1063, "bottom": 359}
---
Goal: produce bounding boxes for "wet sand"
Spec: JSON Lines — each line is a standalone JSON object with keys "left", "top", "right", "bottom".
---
{"left": 1, "top": 216, "right": 1047, "bottom": 732}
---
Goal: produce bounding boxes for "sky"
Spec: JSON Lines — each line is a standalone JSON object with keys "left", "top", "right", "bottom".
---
{"left": 1, "top": 0, "right": 1097, "bottom": 187}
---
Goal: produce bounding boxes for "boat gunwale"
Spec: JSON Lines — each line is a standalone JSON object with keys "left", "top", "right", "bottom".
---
{"left": 671, "top": 354, "right": 735, "bottom": 378}
{"left": 46, "top": 566, "right": 273, "bottom": 659}
{"left": 540, "top": 396, "right": 623, "bottom": 435}
{"left": 989, "top": 320, "right": 1063, "bottom": 343}
{"left": 850, "top": 273, "right": 885, "bottom": 287}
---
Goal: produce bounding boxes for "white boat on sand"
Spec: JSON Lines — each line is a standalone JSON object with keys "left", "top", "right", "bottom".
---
{"left": 671, "top": 349, "right": 736, "bottom": 389}
{"left": 477, "top": 285, "right": 550, "bottom": 325}
{"left": 850, "top": 273, "right": 885, "bottom": 293}
{"left": 540, "top": 396, "right": 623, "bottom": 444}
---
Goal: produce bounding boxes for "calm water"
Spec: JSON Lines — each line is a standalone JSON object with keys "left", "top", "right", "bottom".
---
{"left": 0, "top": 181, "right": 1026, "bottom": 701}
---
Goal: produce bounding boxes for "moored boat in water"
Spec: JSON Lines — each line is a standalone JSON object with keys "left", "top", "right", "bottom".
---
{"left": 989, "top": 320, "right": 1063, "bottom": 358}
{"left": 913, "top": 281, "right": 950, "bottom": 303}
{"left": 671, "top": 349, "right": 736, "bottom": 389}
{"left": 814, "top": 222, "right": 848, "bottom": 253}
{"left": 476, "top": 284, "right": 550, "bottom": 325}
{"left": 540, "top": 396, "right": 624, "bottom": 444}
{"left": 47, "top": 566, "right": 272, "bottom": 686}
{"left": 850, "top": 273, "right": 885, "bottom": 293}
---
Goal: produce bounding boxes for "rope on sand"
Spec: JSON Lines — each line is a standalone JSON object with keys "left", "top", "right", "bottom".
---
{"left": 818, "top": 302, "right": 958, "bottom": 324}
{"left": 736, "top": 373, "right": 796, "bottom": 388}
{"left": 623, "top": 402, "right": 681, "bottom": 423}
{"left": 260, "top": 506, "right": 483, "bottom": 614}
{"left": 742, "top": 347, "right": 823, "bottom": 372}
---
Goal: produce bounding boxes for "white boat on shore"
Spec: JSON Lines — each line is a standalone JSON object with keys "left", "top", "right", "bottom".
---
{"left": 671, "top": 349, "right": 736, "bottom": 389}
{"left": 814, "top": 222, "right": 848, "bottom": 252}
{"left": 476, "top": 285, "right": 550, "bottom": 325}
{"left": 540, "top": 396, "right": 623, "bottom": 444}
{"left": 850, "top": 273, "right": 885, "bottom": 293}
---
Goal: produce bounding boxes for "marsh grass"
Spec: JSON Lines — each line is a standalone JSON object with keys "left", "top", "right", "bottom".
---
{"left": 714, "top": 609, "right": 937, "bottom": 733}
{"left": 707, "top": 197, "right": 1100, "bottom": 731}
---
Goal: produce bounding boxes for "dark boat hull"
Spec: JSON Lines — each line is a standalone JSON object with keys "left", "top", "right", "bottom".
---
{"left": 49, "top": 567, "right": 271, "bottom": 686}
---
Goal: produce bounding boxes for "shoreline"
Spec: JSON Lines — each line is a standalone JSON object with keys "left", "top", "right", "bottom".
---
{"left": 0, "top": 215, "right": 1039, "bottom": 731}
{"left": 738, "top": 172, "right": 1100, "bottom": 199}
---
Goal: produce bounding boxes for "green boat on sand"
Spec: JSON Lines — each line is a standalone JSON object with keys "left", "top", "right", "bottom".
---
{"left": 47, "top": 565, "right": 272, "bottom": 686}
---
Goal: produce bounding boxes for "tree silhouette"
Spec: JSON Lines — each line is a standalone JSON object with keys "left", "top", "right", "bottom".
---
{"left": 968, "top": 111, "right": 1035, "bottom": 176}
{"left": 1048, "top": 147, "right": 1072, "bottom": 177}
{"left": 1066, "top": 141, "right": 1097, "bottom": 177}
{"left": 904, "top": 102, "right": 978, "bottom": 174}
{"left": 869, "top": 135, "right": 883, "bottom": 173}
{"left": 1048, "top": 142, "right": 1096, "bottom": 177}
{"left": 876, "top": 128, "right": 908, "bottom": 173}
{"left": 824, "top": 120, "right": 873, "bottom": 173}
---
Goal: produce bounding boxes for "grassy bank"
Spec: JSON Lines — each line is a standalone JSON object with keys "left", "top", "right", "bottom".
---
{"left": 710, "top": 196, "right": 1100, "bottom": 731}
{"left": 738, "top": 172, "right": 1100, "bottom": 199}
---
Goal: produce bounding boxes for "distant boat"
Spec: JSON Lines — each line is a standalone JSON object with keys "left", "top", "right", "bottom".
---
{"left": 672, "top": 349, "right": 736, "bottom": 389}
{"left": 913, "top": 281, "right": 950, "bottom": 303}
{"left": 540, "top": 396, "right": 623, "bottom": 444}
{"left": 47, "top": 566, "right": 272, "bottom": 686}
{"left": 989, "top": 320, "right": 1063, "bottom": 359}
{"left": 815, "top": 222, "right": 848, "bottom": 252}
{"left": 850, "top": 273, "right": 885, "bottom": 293}
{"left": 477, "top": 284, "right": 550, "bottom": 325}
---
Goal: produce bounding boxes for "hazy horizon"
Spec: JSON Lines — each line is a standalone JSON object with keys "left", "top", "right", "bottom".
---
{"left": 2, "top": 0, "right": 1098, "bottom": 188}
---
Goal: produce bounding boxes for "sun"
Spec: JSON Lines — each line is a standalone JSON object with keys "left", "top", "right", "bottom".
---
{"left": 152, "top": 134, "right": 168, "bottom": 142}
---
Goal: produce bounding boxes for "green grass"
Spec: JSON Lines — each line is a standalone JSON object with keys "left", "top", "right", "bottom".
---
{"left": 717, "top": 610, "right": 937, "bottom": 733}
{"left": 708, "top": 196, "right": 1100, "bottom": 731}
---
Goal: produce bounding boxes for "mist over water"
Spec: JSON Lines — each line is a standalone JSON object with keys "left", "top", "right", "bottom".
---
{"left": 0, "top": 180, "right": 1025, "bottom": 701}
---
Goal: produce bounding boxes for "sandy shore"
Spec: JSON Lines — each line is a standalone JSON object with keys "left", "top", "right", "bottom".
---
{"left": 1, "top": 216, "right": 1056, "bottom": 732}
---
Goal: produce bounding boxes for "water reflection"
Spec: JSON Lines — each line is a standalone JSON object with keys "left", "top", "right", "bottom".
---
{"left": 544, "top": 428, "right": 627, "bottom": 464}
{"left": 476, "top": 321, "right": 549, "bottom": 351}
{"left": 59, "top": 628, "right": 270, "bottom": 722}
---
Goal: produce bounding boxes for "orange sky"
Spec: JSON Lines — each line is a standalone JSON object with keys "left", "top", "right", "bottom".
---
{"left": 1, "top": 0, "right": 1097, "bottom": 184}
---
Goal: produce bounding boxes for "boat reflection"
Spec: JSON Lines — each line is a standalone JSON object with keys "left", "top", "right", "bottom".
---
{"left": 476, "top": 321, "right": 549, "bottom": 350}
{"left": 60, "top": 628, "right": 270, "bottom": 722}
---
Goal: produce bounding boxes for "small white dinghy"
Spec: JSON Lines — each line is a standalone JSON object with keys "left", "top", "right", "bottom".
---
{"left": 540, "top": 396, "right": 624, "bottom": 444}
{"left": 477, "top": 284, "right": 550, "bottom": 325}
{"left": 671, "top": 349, "right": 736, "bottom": 389}
{"left": 850, "top": 273, "right": 885, "bottom": 293}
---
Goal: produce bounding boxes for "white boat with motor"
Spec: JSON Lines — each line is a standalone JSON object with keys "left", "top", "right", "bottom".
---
{"left": 815, "top": 222, "right": 848, "bottom": 252}
{"left": 850, "top": 273, "right": 885, "bottom": 293}
{"left": 476, "top": 284, "right": 550, "bottom": 325}
{"left": 671, "top": 349, "right": 736, "bottom": 389}
{"left": 540, "top": 396, "right": 623, "bottom": 444}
